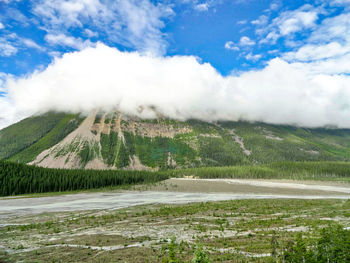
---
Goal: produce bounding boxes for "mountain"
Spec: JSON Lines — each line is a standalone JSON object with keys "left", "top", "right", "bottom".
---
{"left": 1, "top": 111, "right": 350, "bottom": 170}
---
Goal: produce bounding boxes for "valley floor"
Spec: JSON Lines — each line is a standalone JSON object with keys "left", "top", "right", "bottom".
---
{"left": 0, "top": 179, "right": 349, "bottom": 262}
{"left": 145, "top": 178, "right": 350, "bottom": 195}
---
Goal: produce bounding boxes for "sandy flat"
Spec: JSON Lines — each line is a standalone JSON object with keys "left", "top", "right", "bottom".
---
{"left": 146, "top": 178, "right": 350, "bottom": 195}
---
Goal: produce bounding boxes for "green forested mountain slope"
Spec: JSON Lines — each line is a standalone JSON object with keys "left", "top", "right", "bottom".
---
{"left": 1, "top": 111, "right": 350, "bottom": 170}
{"left": 0, "top": 112, "right": 83, "bottom": 162}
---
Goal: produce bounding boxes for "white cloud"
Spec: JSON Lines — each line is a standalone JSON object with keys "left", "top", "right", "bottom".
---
{"left": 182, "top": 0, "right": 217, "bottom": 12}
{"left": 45, "top": 33, "right": 94, "bottom": 50}
{"left": 224, "top": 41, "right": 239, "bottom": 51}
{"left": 245, "top": 52, "right": 261, "bottom": 61}
{"left": 237, "top": 20, "right": 247, "bottom": 25}
{"left": 291, "top": 52, "right": 350, "bottom": 76}
{"left": 194, "top": 3, "right": 208, "bottom": 11}
{"left": 84, "top": 28, "right": 98, "bottom": 38}
{"left": 279, "top": 11, "right": 317, "bottom": 35}
{"left": 281, "top": 11, "right": 350, "bottom": 75}
{"left": 0, "top": 22, "right": 4, "bottom": 29}
{"left": 283, "top": 42, "right": 350, "bottom": 62}
{"left": 269, "top": 3, "right": 279, "bottom": 11}
{"left": 22, "top": 38, "right": 43, "bottom": 51}
{"left": 308, "top": 13, "right": 350, "bottom": 43}
{"left": 2, "top": 43, "right": 350, "bottom": 129}
{"left": 258, "top": 4, "right": 321, "bottom": 44}
{"left": 225, "top": 37, "right": 256, "bottom": 51}
{"left": 330, "top": 0, "right": 350, "bottom": 6}
{"left": 0, "top": 40, "right": 17, "bottom": 56}
{"left": 48, "top": 51, "right": 61, "bottom": 57}
{"left": 0, "top": 32, "right": 43, "bottom": 56}
{"left": 2, "top": 7, "right": 30, "bottom": 26}
{"left": 33, "top": 0, "right": 108, "bottom": 28}
{"left": 251, "top": 15, "right": 268, "bottom": 25}
{"left": 239, "top": 36, "right": 255, "bottom": 46}
{"left": 33, "top": 0, "right": 173, "bottom": 55}
{"left": 0, "top": 72, "right": 24, "bottom": 129}
{"left": 0, "top": 72, "right": 8, "bottom": 93}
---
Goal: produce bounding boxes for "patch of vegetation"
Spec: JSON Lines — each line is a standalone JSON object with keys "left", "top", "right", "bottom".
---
{"left": 93, "top": 112, "right": 103, "bottom": 124}
{"left": 9, "top": 114, "right": 84, "bottom": 163}
{"left": 100, "top": 131, "right": 120, "bottom": 166}
{"left": 166, "top": 161, "right": 350, "bottom": 182}
{"left": 77, "top": 141, "right": 99, "bottom": 167}
{"left": 100, "top": 132, "right": 134, "bottom": 167}
{"left": 282, "top": 225, "right": 350, "bottom": 262}
{"left": 0, "top": 112, "right": 78, "bottom": 160}
{"left": 1, "top": 199, "right": 349, "bottom": 262}
{"left": 197, "top": 135, "right": 244, "bottom": 166}
{"left": 104, "top": 112, "right": 115, "bottom": 124}
{"left": 122, "top": 132, "right": 197, "bottom": 169}
{"left": 0, "top": 161, "right": 168, "bottom": 196}
{"left": 219, "top": 121, "right": 350, "bottom": 164}
{"left": 53, "top": 137, "right": 82, "bottom": 158}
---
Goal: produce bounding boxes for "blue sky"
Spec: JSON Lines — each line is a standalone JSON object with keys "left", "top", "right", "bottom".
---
{"left": 0, "top": 0, "right": 348, "bottom": 76}
{"left": 1, "top": 0, "right": 350, "bottom": 128}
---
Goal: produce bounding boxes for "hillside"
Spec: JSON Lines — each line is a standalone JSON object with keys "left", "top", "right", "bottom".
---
{"left": 1, "top": 111, "right": 350, "bottom": 170}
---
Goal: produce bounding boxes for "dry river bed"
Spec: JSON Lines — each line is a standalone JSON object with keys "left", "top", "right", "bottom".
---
{"left": 0, "top": 178, "right": 349, "bottom": 262}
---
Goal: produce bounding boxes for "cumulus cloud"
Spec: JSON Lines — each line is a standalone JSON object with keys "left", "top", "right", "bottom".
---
{"left": 1, "top": 43, "right": 350, "bottom": 129}
{"left": 0, "top": 41, "right": 17, "bottom": 56}
{"left": 330, "top": 0, "right": 350, "bottom": 6}
{"left": 251, "top": 15, "right": 268, "bottom": 26}
{"left": 258, "top": 4, "right": 322, "bottom": 44}
{"left": 0, "top": 32, "right": 44, "bottom": 57}
{"left": 245, "top": 52, "right": 261, "bottom": 61}
{"left": 224, "top": 41, "right": 239, "bottom": 51}
{"left": 194, "top": 3, "right": 209, "bottom": 11}
{"left": 239, "top": 36, "right": 255, "bottom": 46}
{"left": 237, "top": 20, "right": 247, "bottom": 25}
{"left": 269, "top": 3, "right": 280, "bottom": 11}
{"left": 182, "top": 0, "right": 218, "bottom": 12}
{"left": 84, "top": 29, "right": 98, "bottom": 38}
{"left": 22, "top": 38, "right": 43, "bottom": 51}
{"left": 33, "top": 0, "right": 173, "bottom": 55}
{"left": 45, "top": 33, "right": 94, "bottom": 50}
{"left": 283, "top": 42, "right": 350, "bottom": 62}
{"left": 281, "top": 11, "right": 350, "bottom": 75}
{"left": 225, "top": 36, "right": 256, "bottom": 51}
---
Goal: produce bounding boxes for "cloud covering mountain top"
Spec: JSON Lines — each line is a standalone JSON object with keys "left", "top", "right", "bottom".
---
{"left": 1, "top": 43, "right": 350, "bottom": 129}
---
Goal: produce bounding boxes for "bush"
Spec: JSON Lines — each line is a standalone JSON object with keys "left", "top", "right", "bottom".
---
{"left": 283, "top": 225, "right": 350, "bottom": 263}
{"left": 192, "top": 244, "right": 210, "bottom": 263}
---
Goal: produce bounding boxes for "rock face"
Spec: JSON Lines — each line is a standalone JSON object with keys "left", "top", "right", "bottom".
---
{"left": 3, "top": 110, "right": 350, "bottom": 170}
{"left": 31, "top": 111, "right": 197, "bottom": 170}
{"left": 30, "top": 112, "right": 107, "bottom": 169}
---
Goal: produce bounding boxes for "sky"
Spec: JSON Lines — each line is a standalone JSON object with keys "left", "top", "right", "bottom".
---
{"left": 0, "top": 0, "right": 350, "bottom": 128}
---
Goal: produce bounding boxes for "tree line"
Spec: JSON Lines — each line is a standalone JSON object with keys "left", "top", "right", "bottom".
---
{"left": 0, "top": 161, "right": 168, "bottom": 196}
